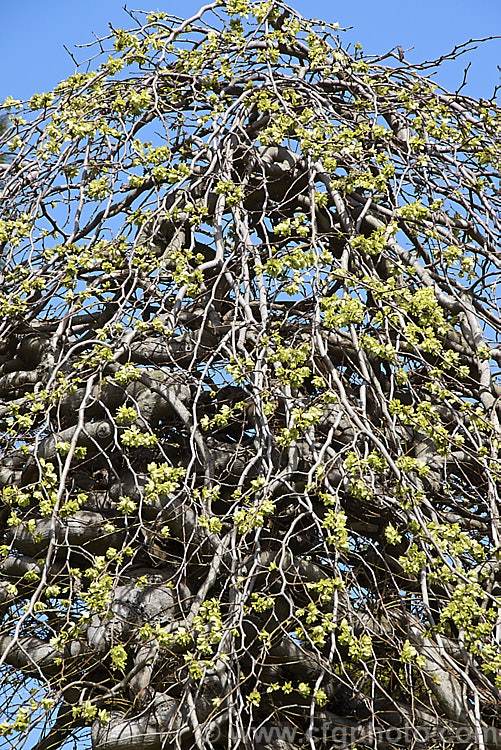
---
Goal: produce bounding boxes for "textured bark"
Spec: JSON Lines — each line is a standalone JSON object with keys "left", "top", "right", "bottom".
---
{"left": 1, "top": 3, "right": 500, "bottom": 749}
{"left": 6, "top": 511, "right": 126, "bottom": 556}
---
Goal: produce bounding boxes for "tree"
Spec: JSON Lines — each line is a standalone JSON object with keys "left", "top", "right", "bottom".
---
{"left": 0, "top": 2, "right": 500, "bottom": 748}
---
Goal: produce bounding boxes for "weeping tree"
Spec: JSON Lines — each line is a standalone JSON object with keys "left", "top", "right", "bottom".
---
{"left": 0, "top": 2, "right": 501, "bottom": 748}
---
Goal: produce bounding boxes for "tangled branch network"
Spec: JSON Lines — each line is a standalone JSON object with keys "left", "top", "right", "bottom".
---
{"left": 0, "top": 1, "right": 500, "bottom": 748}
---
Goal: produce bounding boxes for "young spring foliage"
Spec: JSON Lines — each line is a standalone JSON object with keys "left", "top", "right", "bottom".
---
{"left": 0, "top": 2, "right": 500, "bottom": 748}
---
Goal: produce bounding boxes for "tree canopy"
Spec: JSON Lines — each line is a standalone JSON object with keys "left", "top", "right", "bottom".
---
{"left": 0, "top": 2, "right": 500, "bottom": 749}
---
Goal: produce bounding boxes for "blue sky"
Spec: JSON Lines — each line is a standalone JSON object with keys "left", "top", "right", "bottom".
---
{"left": 1, "top": 0, "right": 500, "bottom": 102}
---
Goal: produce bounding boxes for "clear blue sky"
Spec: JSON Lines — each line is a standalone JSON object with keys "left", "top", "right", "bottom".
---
{"left": 1, "top": 0, "right": 500, "bottom": 102}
